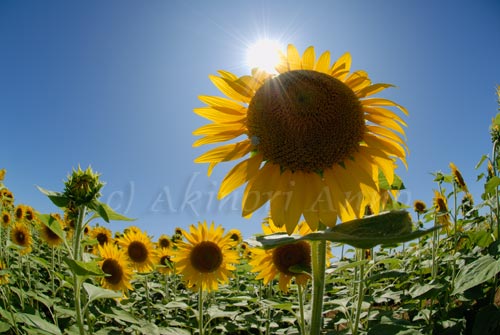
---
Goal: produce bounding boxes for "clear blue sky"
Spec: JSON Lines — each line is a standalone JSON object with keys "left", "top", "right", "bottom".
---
{"left": 1, "top": 0, "right": 499, "bottom": 240}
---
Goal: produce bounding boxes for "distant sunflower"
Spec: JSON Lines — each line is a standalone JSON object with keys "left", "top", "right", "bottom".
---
{"left": 157, "top": 234, "right": 172, "bottom": 249}
{"left": 173, "top": 221, "right": 239, "bottom": 292}
{"left": 434, "top": 190, "right": 451, "bottom": 231}
{"left": 156, "top": 248, "right": 174, "bottom": 274}
{"left": 194, "top": 44, "right": 408, "bottom": 233}
{"left": 118, "top": 228, "right": 157, "bottom": 273}
{"left": 1, "top": 211, "right": 11, "bottom": 228}
{"left": 0, "top": 169, "right": 5, "bottom": 182}
{"left": 227, "top": 229, "right": 243, "bottom": 244}
{"left": 39, "top": 214, "right": 64, "bottom": 248}
{"left": 413, "top": 200, "right": 426, "bottom": 214}
{"left": 14, "top": 204, "right": 25, "bottom": 221}
{"left": 91, "top": 226, "right": 113, "bottom": 251}
{"left": 450, "top": 162, "right": 468, "bottom": 192}
{"left": 249, "top": 218, "right": 315, "bottom": 292}
{"left": 24, "top": 206, "right": 35, "bottom": 223}
{"left": 0, "top": 261, "right": 9, "bottom": 285}
{"left": 0, "top": 189, "right": 14, "bottom": 208}
{"left": 10, "top": 222, "right": 32, "bottom": 254}
{"left": 98, "top": 243, "right": 133, "bottom": 292}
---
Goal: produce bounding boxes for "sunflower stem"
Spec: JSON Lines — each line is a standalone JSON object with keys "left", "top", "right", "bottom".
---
{"left": 144, "top": 275, "right": 151, "bottom": 323}
{"left": 198, "top": 285, "right": 204, "bottom": 335}
{"left": 310, "top": 238, "right": 326, "bottom": 335}
{"left": 297, "top": 283, "right": 306, "bottom": 335}
{"left": 352, "top": 249, "right": 366, "bottom": 335}
{"left": 72, "top": 205, "right": 87, "bottom": 335}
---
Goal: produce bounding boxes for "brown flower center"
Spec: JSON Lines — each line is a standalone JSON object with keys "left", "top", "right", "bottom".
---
{"left": 102, "top": 259, "right": 124, "bottom": 285}
{"left": 128, "top": 241, "right": 148, "bottom": 263}
{"left": 14, "top": 230, "right": 27, "bottom": 246}
{"left": 247, "top": 70, "right": 364, "bottom": 172}
{"left": 159, "top": 238, "right": 171, "bottom": 249}
{"left": 160, "top": 255, "right": 172, "bottom": 266}
{"left": 190, "top": 241, "right": 223, "bottom": 273}
{"left": 97, "top": 233, "right": 109, "bottom": 246}
{"left": 44, "top": 226, "right": 60, "bottom": 241}
{"left": 272, "top": 241, "right": 311, "bottom": 276}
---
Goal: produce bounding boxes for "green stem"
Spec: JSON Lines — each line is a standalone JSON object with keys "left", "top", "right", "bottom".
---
{"left": 431, "top": 215, "right": 438, "bottom": 281}
{"left": 164, "top": 274, "right": 170, "bottom": 302}
{"left": 297, "top": 283, "right": 306, "bottom": 335}
{"left": 310, "top": 239, "right": 326, "bottom": 335}
{"left": 352, "top": 249, "right": 366, "bottom": 335}
{"left": 145, "top": 275, "right": 151, "bottom": 323}
{"left": 198, "top": 286, "right": 204, "bottom": 335}
{"left": 73, "top": 275, "right": 85, "bottom": 335}
{"left": 72, "top": 205, "right": 87, "bottom": 335}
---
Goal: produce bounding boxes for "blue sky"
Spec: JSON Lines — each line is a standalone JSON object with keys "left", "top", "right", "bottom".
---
{"left": 1, "top": 0, "right": 499, "bottom": 240}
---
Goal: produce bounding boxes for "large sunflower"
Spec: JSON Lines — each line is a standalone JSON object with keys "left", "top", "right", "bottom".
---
{"left": 173, "top": 221, "right": 239, "bottom": 292}
{"left": 194, "top": 44, "right": 407, "bottom": 233}
{"left": 98, "top": 243, "right": 133, "bottom": 292}
{"left": 249, "top": 217, "right": 331, "bottom": 293}
{"left": 117, "top": 228, "right": 157, "bottom": 273}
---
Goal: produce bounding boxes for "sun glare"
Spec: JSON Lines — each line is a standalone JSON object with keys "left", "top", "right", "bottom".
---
{"left": 245, "top": 39, "right": 283, "bottom": 73}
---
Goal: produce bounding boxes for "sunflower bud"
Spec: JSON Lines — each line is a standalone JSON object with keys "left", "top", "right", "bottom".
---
{"left": 63, "top": 166, "right": 104, "bottom": 206}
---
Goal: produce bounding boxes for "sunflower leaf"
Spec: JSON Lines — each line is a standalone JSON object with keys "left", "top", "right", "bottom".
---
{"left": 83, "top": 283, "right": 122, "bottom": 303}
{"left": 36, "top": 186, "right": 69, "bottom": 208}
{"left": 257, "top": 211, "right": 439, "bottom": 249}
{"left": 37, "top": 214, "right": 66, "bottom": 241}
{"left": 63, "top": 257, "right": 104, "bottom": 277}
{"left": 88, "top": 201, "right": 135, "bottom": 223}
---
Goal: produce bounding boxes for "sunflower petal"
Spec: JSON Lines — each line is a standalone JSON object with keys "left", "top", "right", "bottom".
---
{"left": 198, "top": 95, "right": 244, "bottom": 110}
{"left": 194, "top": 141, "right": 251, "bottom": 164}
{"left": 287, "top": 44, "right": 301, "bottom": 70}
{"left": 301, "top": 46, "right": 315, "bottom": 70}
{"left": 242, "top": 163, "right": 281, "bottom": 216}
{"left": 363, "top": 106, "right": 407, "bottom": 126}
{"left": 218, "top": 153, "right": 263, "bottom": 199}
{"left": 314, "top": 51, "right": 331, "bottom": 73}
{"left": 356, "top": 83, "right": 394, "bottom": 98}
{"left": 331, "top": 52, "right": 352, "bottom": 79}
{"left": 193, "top": 122, "right": 246, "bottom": 137}
{"left": 209, "top": 75, "right": 251, "bottom": 103}
{"left": 193, "top": 133, "right": 244, "bottom": 147}
{"left": 361, "top": 98, "right": 408, "bottom": 116}
{"left": 364, "top": 113, "right": 406, "bottom": 136}
{"left": 193, "top": 107, "right": 246, "bottom": 122}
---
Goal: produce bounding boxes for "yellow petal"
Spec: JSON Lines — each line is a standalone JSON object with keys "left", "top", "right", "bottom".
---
{"left": 363, "top": 106, "right": 407, "bottom": 127}
{"left": 301, "top": 46, "right": 315, "bottom": 70}
{"left": 242, "top": 163, "right": 281, "bottom": 216}
{"left": 364, "top": 113, "right": 406, "bottom": 136}
{"left": 361, "top": 98, "right": 408, "bottom": 116}
{"left": 359, "top": 146, "right": 396, "bottom": 185}
{"left": 356, "top": 83, "right": 394, "bottom": 98}
{"left": 270, "top": 170, "right": 292, "bottom": 229}
{"left": 193, "top": 133, "right": 244, "bottom": 147}
{"left": 193, "top": 107, "right": 246, "bottom": 122}
{"left": 198, "top": 95, "right": 244, "bottom": 110}
{"left": 302, "top": 172, "right": 324, "bottom": 231}
{"left": 331, "top": 52, "right": 352, "bottom": 79}
{"left": 283, "top": 172, "right": 307, "bottom": 234}
{"left": 218, "top": 153, "right": 263, "bottom": 199}
{"left": 209, "top": 75, "right": 251, "bottom": 103}
{"left": 193, "top": 122, "right": 246, "bottom": 137}
{"left": 287, "top": 44, "right": 301, "bottom": 70}
{"left": 217, "top": 70, "right": 238, "bottom": 81}
{"left": 194, "top": 141, "right": 251, "bottom": 163}
{"left": 367, "top": 125, "right": 408, "bottom": 148}
{"left": 364, "top": 134, "right": 407, "bottom": 163}
{"left": 333, "top": 165, "right": 364, "bottom": 218}
{"left": 323, "top": 168, "right": 356, "bottom": 222}
{"left": 314, "top": 51, "right": 331, "bottom": 73}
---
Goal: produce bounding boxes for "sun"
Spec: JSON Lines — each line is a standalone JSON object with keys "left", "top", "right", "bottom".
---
{"left": 245, "top": 39, "right": 283, "bottom": 73}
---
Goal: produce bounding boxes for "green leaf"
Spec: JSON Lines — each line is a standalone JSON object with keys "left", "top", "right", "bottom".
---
{"left": 37, "top": 214, "right": 66, "bottom": 241}
{"left": 16, "top": 313, "right": 62, "bottom": 335}
{"left": 63, "top": 257, "right": 104, "bottom": 277}
{"left": 409, "top": 283, "right": 444, "bottom": 299}
{"left": 452, "top": 255, "right": 500, "bottom": 295}
{"left": 0, "top": 321, "right": 10, "bottom": 332}
{"left": 36, "top": 186, "right": 69, "bottom": 208}
{"left": 88, "top": 201, "right": 134, "bottom": 223}
{"left": 476, "top": 154, "right": 489, "bottom": 169}
{"left": 485, "top": 176, "right": 500, "bottom": 194}
{"left": 257, "top": 211, "right": 439, "bottom": 249}
{"left": 368, "top": 324, "right": 422, "bottom": 335}
{"left": 83, "top": 283, "right": 122, "bottom": 303}
{"left": 379, "top": 172, "right": 405, "bottom": 191}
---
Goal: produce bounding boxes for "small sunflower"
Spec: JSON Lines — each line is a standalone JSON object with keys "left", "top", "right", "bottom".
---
{"left": 24, "top": 206, "right": 36, "bottom": 223}
{"left": 0, "top": 261, "right": 9, "bottom": 285}
{"left": 449, "top": 162, "right": 468, "bottom": 193}
{"left": 98, "top": 243, "right": 133, "bottom": 292}
{"left": 10, "top": 221, "right": 32, "bottom": 254}
{"left": 91, "top": 226, "right": 113, "bottom": 251}
{"left": 413, "top": 200, "right": 427, "bottom": 214}
{"left": 0, "top": 169, "right": 5, "bottom": 182}
{"left": 194, "top": 44, "right": 408, "bottom": 233}
{"left": 173, "top": 221, "right": 239, "bottom": 292}
{"left": 39, "top": 214, "right": 64, "bottom": 248}
{"left": 118, "top": 228, "right": 158, "bottom": 273}
{"left": 156, "top": 248, "right": 174, "bottom": 274}
{"left": 434, "top": 190, "right": 451, "bottom": 231}
{"left": 227, "top": 229, "right": 243, "bottom": 244}
{"left": 0, "top": 189, "right": 14, "bottom": 208}
{"left": 14, "top": 204, "right": 25, "bottom": 221}
{"left": 249, "top": 218, "right": 316, "bottom": 292}
{"left": 1, "top": 211, "right": 11, "bottom": 228}
{"left": 157, "top": 234, "right": 172, "bottom": 249}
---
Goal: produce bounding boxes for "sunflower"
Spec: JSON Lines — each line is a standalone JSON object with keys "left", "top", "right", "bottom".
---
{"left": 1, "top": 211, "right": 11, "bottom": 228}
{"left": 193, "top": 44, "right": 407, "bottom": 233}
{"left": 0, "top": 261, "right": 9, "bottom": 285}
{"left": 24, "top": 206, "right": 36, "bottom": 223}
{"left": 91, "top": 226, "right": 113, "bottom": 252}
{"left": 10, "top": 221, "right": 32, "bottom": 254}
{"left": 0, "top": 169, "right": 5, "bottom": 182}
{"left": 156, "top": 248, "right": 174, "bottom": 274}
{"left": 39, "top": 214, "right": 64, "bottom": 248}
{"left": 434, "top": 190, "right": 451, "bottom": 231}
{"left": 157, "top": 234, "right": 172, "bottom": 249}
{"left": 450, "top": 162, "right": 468, "bottom": 193}
{"left": 0, "top": 189, "right": 14, "bottom": 208}
{"left": 118, "top": 228, "right": 158, "bottom": 273}
{"left": 98, "top": 243, "right": 133, "bottom": 292}
{"left": 227, "top": 229, "right": 243, "bottom": 244}
{"left": 249, "top": 218, "right": 329, "bottom": 292}
{"left": 14, "top": 204, "right": 25, "bottom": 221}
{"left": 173, "top": 221, "right": 239, "bottom": 292}
{"left": 413, "top": 200, "right": 426, "bottom": 214}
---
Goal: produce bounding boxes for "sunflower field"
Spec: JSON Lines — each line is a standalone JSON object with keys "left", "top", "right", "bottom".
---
{"left": 1, "top": 45, "right": 500, "bottom": 335}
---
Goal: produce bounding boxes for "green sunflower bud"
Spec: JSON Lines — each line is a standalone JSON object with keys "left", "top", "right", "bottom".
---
{"left": 63, "top": 166, "right": 104, "bottom": 206}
